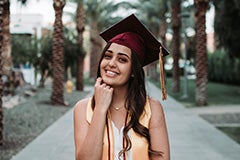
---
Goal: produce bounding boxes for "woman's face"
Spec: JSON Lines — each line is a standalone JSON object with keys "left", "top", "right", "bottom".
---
{"left": 100, "top": 43, "right": 132, "bottom": 87}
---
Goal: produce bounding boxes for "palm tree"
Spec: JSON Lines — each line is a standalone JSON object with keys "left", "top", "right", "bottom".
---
{"left": 75, "top": 0, "right": 85, "bottom": 91}
{"left": 51, "top": 0, "right": 66, "bottom": 105}
{"left": 171, "top": 0, "right": 181, "bottom": 93}
{"left": 2, "top": 0, "right": 11, "bottom": 76}
{"left": 0, "top": 0, "right": 29, "bottom": 145}
{"left": 0, "top": 0, "right": 4, "bottom": 146}
{"left": 194, "top": 0, "right": 209, "bottom": 106}
{"left": 3, "top": 0, "right": 27, "bottom": 83}
{"left": 1, "top": 0, "right": 29, "bottom": 77}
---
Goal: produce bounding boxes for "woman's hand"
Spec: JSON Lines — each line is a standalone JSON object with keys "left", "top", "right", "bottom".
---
{"left": 94, "top": 77, "right": 114, "bottom": 112}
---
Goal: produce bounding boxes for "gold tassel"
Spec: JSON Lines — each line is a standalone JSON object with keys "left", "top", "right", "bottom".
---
{"left": 159, "top": 46, "right": 167, "bottom": 100}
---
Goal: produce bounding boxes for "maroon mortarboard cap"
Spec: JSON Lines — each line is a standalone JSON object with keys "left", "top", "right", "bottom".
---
{"left": 100, "top": 14, "right": 169, "bottom": 67}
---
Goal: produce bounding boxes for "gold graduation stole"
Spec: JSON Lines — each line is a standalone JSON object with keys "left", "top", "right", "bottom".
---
{"left": 86, "top": 97, "right": 151, "bottom": 160}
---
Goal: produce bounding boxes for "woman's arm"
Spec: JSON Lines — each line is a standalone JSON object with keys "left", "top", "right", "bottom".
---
{"left": 73, "top": 99, "right": 107, "bottom": 160}
{"left": 74, "top": 78, "right": 113, "bottom": 160}
{"left": 149, "top": 98, "right": 170, "bottom": 160}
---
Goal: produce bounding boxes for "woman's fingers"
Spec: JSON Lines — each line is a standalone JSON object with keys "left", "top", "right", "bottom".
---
{"left": 101, "top": 83, "right": 106, "bottom": 88}
{"left": 95, "top": 77, "right": 112, "bottom": 89}
{"left": 105, "top": 85, "right": 111, "bottom": 89}
{"left": 95, "top": 77, "right": 102, "bottom": 87}
{"left": 93, "top": 78, "right": 114, "bottom": 112}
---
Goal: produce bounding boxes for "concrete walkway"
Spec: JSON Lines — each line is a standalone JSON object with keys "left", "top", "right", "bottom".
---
{"left": 188, "top": 105, "right": 240, "bottom": 114}
{"left": 11, "top": 81, "right": 240, "bottom": 160}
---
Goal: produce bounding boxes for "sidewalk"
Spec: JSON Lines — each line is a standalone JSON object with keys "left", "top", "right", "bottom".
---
{"left": 11, "top": 81, "right": 240, "bottom": 160}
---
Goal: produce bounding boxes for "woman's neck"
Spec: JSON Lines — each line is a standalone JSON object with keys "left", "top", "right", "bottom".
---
{"left": 111, "top": 85, "right": 128, "bottom": 109}
{"left": 109, "top": 85, "right": 129, "bottom": 129}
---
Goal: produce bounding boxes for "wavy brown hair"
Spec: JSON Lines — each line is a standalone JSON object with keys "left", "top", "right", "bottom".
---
{"left": 92, "top": 42, "right": 163, "bottom": 158}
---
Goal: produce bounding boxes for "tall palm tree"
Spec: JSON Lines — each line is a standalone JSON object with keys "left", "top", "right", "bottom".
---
{"left": 2, "top": 0, "right": 28, "bottom": 77}
{"left": 3, "top": 0, "right": 27, "bottom": 78}
{"left": 51, "top": 0, "right": 66, "bottom": 105}
{"left": 0, "top": 0, "right": 28, "bottom": 145}
{"left": 171, "top": 0, "right": 181, "bottom": 93}
{"left": 2, "top": 0, "right": 11, "bottom": 76}
{"left": 0, "top": 0, "right": 4, "bottom": 146}
{"left": 76, "top": 0, "right": 85, "bottom": 91}
{"left": 194, "top": 0, "right": 209, "bottom": 106}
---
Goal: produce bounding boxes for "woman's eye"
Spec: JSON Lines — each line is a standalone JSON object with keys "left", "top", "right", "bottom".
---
{"left": 119, "top": 58, "right": 127, "bottom": 63}
{"left": 104, "top": 54, "right": 112, "bottom": 59}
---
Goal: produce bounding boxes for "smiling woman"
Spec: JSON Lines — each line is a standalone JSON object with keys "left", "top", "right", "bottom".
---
{"left": 74, "top": 14, "right": 170, "bottom": 160}
{"left": 100, "top": 43, "right": 132, "bottom": 87}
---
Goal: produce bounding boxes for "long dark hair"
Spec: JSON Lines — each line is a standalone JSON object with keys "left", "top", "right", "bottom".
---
{"left": 92, "top": 42, "right": 162, "bottom": 157}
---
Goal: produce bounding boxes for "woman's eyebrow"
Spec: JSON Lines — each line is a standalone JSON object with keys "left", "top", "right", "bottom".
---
{"left": 118, "top": 52, "right": 130, "bottom": 59}
{"left": 106, "top": 49, "right": 113, "bottom": 53}
{"left": 106, "top": 49, "right": 130, "bottom": 59}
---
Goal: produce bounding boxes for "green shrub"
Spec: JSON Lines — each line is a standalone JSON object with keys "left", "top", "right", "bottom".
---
{"left": 208, "top": 49, "right": 240, "bottom": 85}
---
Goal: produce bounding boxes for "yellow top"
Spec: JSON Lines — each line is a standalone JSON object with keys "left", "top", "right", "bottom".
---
{"left": 86, "top": 97, "right": 151, "bottom": 160}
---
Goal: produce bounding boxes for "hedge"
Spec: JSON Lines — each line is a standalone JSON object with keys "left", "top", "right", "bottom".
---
{"left": 208, "top": 49, "right": 240, "bottom": 85}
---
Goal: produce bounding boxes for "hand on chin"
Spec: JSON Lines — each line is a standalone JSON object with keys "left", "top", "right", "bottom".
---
{"left": 101, "top": 76, "right": 114, "bottom": 86}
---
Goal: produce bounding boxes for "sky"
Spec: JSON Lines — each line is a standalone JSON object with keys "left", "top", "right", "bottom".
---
{"left": 10, "top": 0, "right": 76, "bottom": 26}
{"left": 10, "top": 0, "right": 214, "bottom": 32}
{"left": 10, "top": 0, "right": 133, "bottom": 26}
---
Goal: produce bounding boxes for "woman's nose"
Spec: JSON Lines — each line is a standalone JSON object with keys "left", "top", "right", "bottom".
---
{"left": 108, "top": 58, "right": 117, "bottom": 67}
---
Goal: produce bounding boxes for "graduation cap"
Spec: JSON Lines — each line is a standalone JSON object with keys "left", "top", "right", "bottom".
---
{"left": 100, "top": 14, "right": 169, "bottom": 100}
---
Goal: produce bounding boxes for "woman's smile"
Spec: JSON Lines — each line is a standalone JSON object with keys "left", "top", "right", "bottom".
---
{"left": 105, "top": 70, "right": 119, "bottom": 77}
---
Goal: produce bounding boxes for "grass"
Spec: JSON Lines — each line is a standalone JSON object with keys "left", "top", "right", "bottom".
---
{"left": 0, "top": 85, "right": 89, "bottom": 160}
{"left": 200, "top": 113, "right": 240, "bottom": 144}
{"left": 162, "top": 77, "right": 240, "bottom": 108}
{"left": 217, "top": 127, "right": 240, "bottom": 144}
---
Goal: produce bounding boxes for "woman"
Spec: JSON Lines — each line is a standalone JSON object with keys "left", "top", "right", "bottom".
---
{"left": 74, "top": 14, "right": 170, "bottom": 160}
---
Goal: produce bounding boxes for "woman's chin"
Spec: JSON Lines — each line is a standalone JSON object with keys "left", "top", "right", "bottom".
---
{"left": 101, "top": 77, "right": 115, "bottom": 85}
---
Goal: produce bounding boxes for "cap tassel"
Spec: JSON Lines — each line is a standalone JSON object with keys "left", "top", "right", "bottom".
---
{"left": 159, "top": 46, "right": 167, "bottom": 100}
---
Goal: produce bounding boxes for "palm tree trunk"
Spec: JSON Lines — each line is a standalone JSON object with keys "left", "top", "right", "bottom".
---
{"left": 2, "top": 0, "right": 11, "bottom": 76}
{"left": 171, "top": 0, "right": 181, "bottom": 92}
{"left": 159, "top": 19, "right": 167, "bottom": 47}
{"left": 76, "top": 2, "right": 85, "bottom": 91}
{"left": 51, "top": 0, "right": 66, "bottom": 105}
{"left": 160, "top": 0, "right": 168, "bottom": 47}
{"left": 194, "top": 0, "right": 209, "bottom": 106}
{"left": 0, "top": 0, "right": 4, "bottom": 146}
{"left": 89, "top": 19, "right": 101, "bottom": 79}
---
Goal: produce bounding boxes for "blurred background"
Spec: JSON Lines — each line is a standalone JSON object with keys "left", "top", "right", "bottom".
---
{"left": 0, "top": 0, "right": 240, "bottom": 159}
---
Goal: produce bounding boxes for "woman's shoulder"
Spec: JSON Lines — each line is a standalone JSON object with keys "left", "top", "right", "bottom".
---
{"left": 147, "top": 97, "right": 166, "bottom": 127}
{"left": 147, "top": 97, "right": 163, "bottom": 111}
{"left": 74, "top": 97, "right": 91, "bottom": 113}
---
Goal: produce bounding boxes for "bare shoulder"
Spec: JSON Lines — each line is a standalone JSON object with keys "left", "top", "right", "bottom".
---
{"left": 148, "top": 97, "right": 166, "bottom": 128}
{"left": 148, "top": 97, "right": 164, "bottom": 113}
{"left": 74, "top": 98, "right": 91, "bottom": 115}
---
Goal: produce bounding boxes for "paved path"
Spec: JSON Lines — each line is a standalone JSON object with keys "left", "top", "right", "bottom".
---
{"left": 188, "top": 105, "right": 240, "bottom": 114}
{"left": 11, "top": 81, "right": 240, "bottom": 160}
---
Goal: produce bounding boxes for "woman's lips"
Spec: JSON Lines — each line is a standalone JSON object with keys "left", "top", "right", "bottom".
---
{"left": 106, "top": 70, "right": 118, "bottom": 77}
